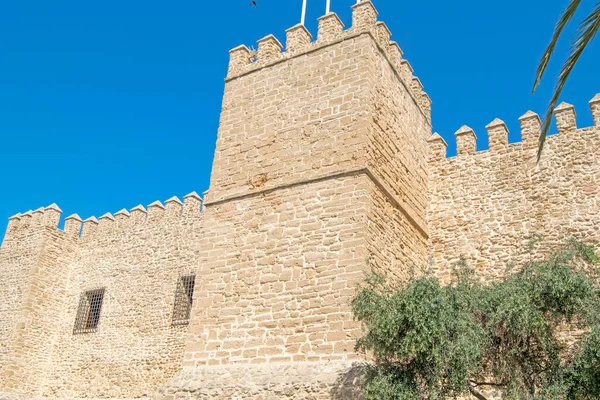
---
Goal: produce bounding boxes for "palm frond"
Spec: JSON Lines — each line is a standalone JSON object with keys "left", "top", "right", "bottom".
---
{"left": 537, "top": 2, "right": 600, "bottom": 162}
{"left": 533, "top": 0, "right": 582, "bottom": 93}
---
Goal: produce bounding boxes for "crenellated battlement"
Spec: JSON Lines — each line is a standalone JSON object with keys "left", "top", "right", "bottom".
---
{"left": 225, "top": 0, "right": 431, "bottom": 122}
{"left": 429, "top": 93, "right": 600, "bottom": 161}
{"left": 428, "top": 93, "right": 600, "bottom": 283}
{"left": 1, "top": 192, "right": 204, "bottom": 246}
{"left": 2, "top": 203, "right": 63, "bottom": 245}
{"left": 75, "top": 193, "right": 202, "bottom": 240}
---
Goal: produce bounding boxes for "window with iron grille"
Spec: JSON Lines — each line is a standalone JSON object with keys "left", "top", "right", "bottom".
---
{"left": 172, "top": 274, "right": 195, "bottom": 325}
{"left": 73, "top": 288, "right": 105, "bottom": 334}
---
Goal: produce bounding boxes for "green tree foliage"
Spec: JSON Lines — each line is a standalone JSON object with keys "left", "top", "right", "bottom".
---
{"left": 352, "top": 240, "right": 600, "bottom": 399}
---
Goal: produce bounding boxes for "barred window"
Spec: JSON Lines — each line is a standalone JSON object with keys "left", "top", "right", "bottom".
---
{"left": 172, "top": 274, "right": 196, "bottom": 325}
{"left": 73, "top": 288, "right": 105, "bottom": 334}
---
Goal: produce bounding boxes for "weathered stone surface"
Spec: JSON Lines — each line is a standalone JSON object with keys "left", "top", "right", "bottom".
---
{"left": 428, "top": 109, "right": 600, "bottom": 284}
{"left": 0, "top": 1, "right": 597, "bottom": 400}
{"left": 157, "top": 361, "right": 366, "bottom": 400}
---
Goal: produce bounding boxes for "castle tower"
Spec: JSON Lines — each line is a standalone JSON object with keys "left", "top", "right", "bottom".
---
{"left": 1, "top": 2, "right": 599, "bottom": 399}
{"left": 0, "top": 206, "right": 77, "bottom": 395}
{"left": 160, "top": 2, "right": 432, "bottom": 397}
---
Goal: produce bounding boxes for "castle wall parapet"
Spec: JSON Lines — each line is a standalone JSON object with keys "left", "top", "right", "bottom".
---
{"left": 591, "top": 94, "right": 600, "bottom": 126}
{"left": 554, "top": 102, "right": 577, "bottom": 133}
{"left": 486, "top": 118, "right": 509, "bottom": 151}
{"left": 148, "top": 200, "right": 165, "bottom": 221}
{"left": 428, "top": 94, "right": 600, "bottom": 281}
{"left": 82, "top": 216, "right": 99, "bottom": 237}
{"left": 20, "top": 210, "right": 32, "bottom": 229}
{"left": 44, "top": 203, "right": 62, "bottom": 227}
{"left": 316, "top": 13, "right": 343, "bottom": 43}
{"left": 285, "top": 24, "right": 312, "bottom": 54}
{"left": 428, "top": 133, "right": 448, "bottom": 162}
{"left": 64, "top": 214, "right": 82, "bottom": 238}
{"left": 6, "top": 213, "right": 21, "bottom": 233}
{"left": 73, "top": 193, "right": 201, "bottom": 241}
{"left": 454, "top": 125, "right": 477, "bottom": 156}
{"left": 256, "top": 34, "right": 283, "bottom": 64}
{"left": 98, "top": 213, "right": 115, "bottom": 234}
{"left": 1, "top": 204, "right": 65, "bottom": 248}
{"left": 114, "top": 208, "right": 130, "bottom": 223}
{"left": 429, "top": 94, "right": 600, "bottom": 161}
{"left": 224, "top": 0, "right": 431, "bottom": 123}
{"left": 387, "top": 41, "right": 403, "bottom": 66}
{"left": 130, "top": 205, "right": 147, "bottom": 224}
{"left": 351, "top": 0, "right": 378, "bottom": 32}
{"left": 165, "top": 196, "right": 184, "bottom": 218}
{"left": 518, "top": 110, "right": 542, "bottom": 147}
{"left": 1, "top": 192, "right": 204, "bottom": 248}
{"left": 31, "top": 207, "right": 44, "bottom": 227}
{"left": 183, "top": 191, "right": 202, "bottom": 216}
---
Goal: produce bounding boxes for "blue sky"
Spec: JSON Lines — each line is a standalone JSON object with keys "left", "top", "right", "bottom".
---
{"left": 0, "top": 0, "right": 598, "bottom": 239}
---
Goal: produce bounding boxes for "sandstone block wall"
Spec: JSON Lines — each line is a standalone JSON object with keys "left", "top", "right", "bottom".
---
{"left": 162, "top": 1, "right": 433, "bottom": 397}
{"left": 212, "top": 2, "right": 431, "bottom": 209}
{"left": 0, "top": 219, "right": 42, "bottom": 387}
{"left": 366, "top": 177, "right": 429, "bottom": 285}
{"left": 182, "top": 174, "right": 369, "bottom": 368}
{"left": 212, "top": 31, "right": 372, "bottom": 204}
{"left": 0, "top": 207, "right": 75, "bottom": 395}
{"left": 428, "top": 101, "right": 600, "bottom": 282}
{"left": 157, "top": 360, "right": 366, "bottom": 400}
{"left": 46, "top": 197, "right": 203, "bottom": 398}
{"left": 0, "top": 196, "right": 205, "bottom": 398}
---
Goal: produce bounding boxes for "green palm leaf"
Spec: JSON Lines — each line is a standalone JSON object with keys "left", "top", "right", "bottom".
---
{"left": 533, "top": 0, "right": 582, "bottom": 93}
{"left": 533, "top": 1, "right": 600, "bottom": 161}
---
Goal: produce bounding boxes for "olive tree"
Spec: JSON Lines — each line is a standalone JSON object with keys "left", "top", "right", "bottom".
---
{"left": 352, "top": 240, "right": 600, "bottom": 399}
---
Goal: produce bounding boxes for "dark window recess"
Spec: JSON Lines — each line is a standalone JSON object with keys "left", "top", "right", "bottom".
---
{"left": 172, "top": 274, "right": 196, "bottom": 325}
{"left": 73, "top": 288, "right": 105, "bottom": 334}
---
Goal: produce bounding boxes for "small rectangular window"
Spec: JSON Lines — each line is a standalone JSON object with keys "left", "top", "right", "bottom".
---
{"left": 172, "top": 274, "right": 196, "bottom": 325}
{"left": 73, "top": 288, "right": 105, "bottom": 334}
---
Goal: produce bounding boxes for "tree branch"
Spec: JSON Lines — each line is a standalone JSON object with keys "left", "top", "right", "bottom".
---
{"left": 467, "top": 380, "right": 488, "bottom": 400}
{"left": 470, "top": 380, "right": 505, "bottom": 388}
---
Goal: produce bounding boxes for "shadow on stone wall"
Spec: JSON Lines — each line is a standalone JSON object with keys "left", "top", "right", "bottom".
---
{"left": 330, "top": 362, "right": 369, "bottom": 400}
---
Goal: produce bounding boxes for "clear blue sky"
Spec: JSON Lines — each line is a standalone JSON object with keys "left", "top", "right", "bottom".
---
{"left": 0, "top": 0, "right": 598, "bottom": 239}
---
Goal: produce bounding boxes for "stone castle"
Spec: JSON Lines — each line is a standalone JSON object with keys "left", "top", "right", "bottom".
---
{"left": 1, "top": 1, "right": 599, "bottom": 399}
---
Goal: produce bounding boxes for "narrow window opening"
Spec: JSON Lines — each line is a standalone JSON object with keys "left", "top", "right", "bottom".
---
{"left": 172, "top": 274, "right": 196, "bottom": 325}
{"left": 73, "top": 288, "right": 105, "bottom": 334}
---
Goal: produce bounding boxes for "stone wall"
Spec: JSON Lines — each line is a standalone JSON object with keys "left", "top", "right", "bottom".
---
{"left": 46, "top": 197, "right": 203, "bottom": 398}
{"left": 213, "top": 2, "right": 431, "bottom": 208}
{"left": 0, "top": 207, "right": 74, "bottom": 395}
{"left": 365, "top": 176, "right": 429, "bottom": 286}
{"left": 0, "top": 196, "right": 205, "bottom": 398}
{"left": 182, "top": 174, "right": 369, "bottom": 369}
{"left": 161, "top": 1, "right": 432, "bottom": 397}
{"left": 428, "top": 100, "right": 600, "bottom": 283}
{"left": 157, "top": 361, "right": 367, "bottom": 400}
{"left": 211, "top": 29, "right": 372, "bottom": 205}
{"left": 0, "top": 219, "right": 43, "bottom": 388}
{"left": 365, "top": 26, "right": 430, "bottom": 232}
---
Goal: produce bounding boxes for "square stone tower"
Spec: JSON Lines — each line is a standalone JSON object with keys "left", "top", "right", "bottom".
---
{"left": 160, "top": 1, "right": 433, "bottom": 397}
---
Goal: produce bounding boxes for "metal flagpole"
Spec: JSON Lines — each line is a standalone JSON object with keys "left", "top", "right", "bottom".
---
{"left": 301, "top": 0, "right": 307, "bottom": 25}
{"left": 326, "top": 0, "right": 330, "bottom": 14}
